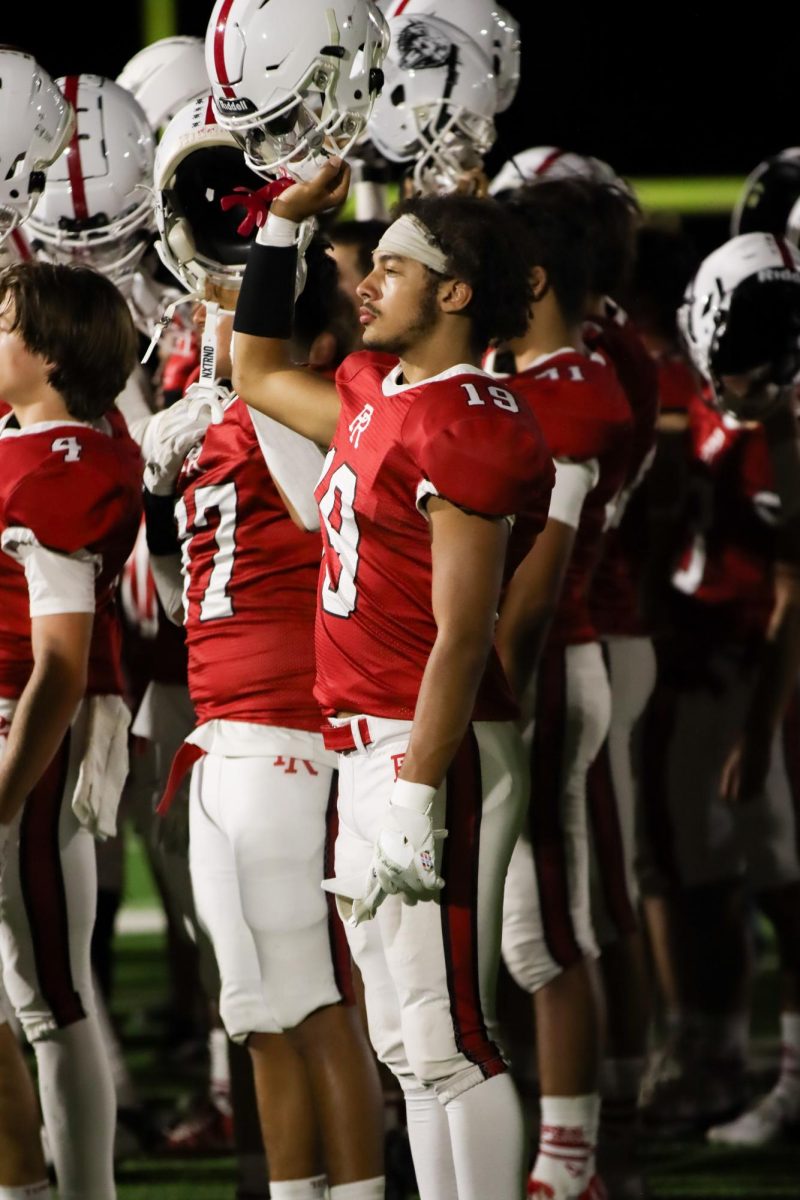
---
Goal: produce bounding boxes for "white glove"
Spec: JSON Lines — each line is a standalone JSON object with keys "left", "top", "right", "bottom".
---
{"left": 350, "top": 781, "right": 447, "bottom": 926}
{"left": 142, "top": 387, "right": 226, "bottom": 495}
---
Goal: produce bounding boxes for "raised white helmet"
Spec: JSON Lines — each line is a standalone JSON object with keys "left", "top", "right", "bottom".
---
{"left": 205, "top": 0, "right": 389, "bottom": 180}
{"left": 678, "top": 232, "right": 800, "bottom": 414}
{"left": 369, "top": 12, "right": 497, "bottom": 193}
{"left": 117, "top": 36, "right": 210, "bottom": 137}
{"left": 731, "top": 148, "right": 800, "bottom": 245}
{"left": 154, "top": 93, "right": 268, "bottom": 296}
{"left": 379, "top": 0, "right": 520, "bottom": 111}
{"left": 489, "top": 145, "right": 632, "bottom": 198}
{"left": 26, "top": 75, "right": 155, "bottom": 284}
{"left": 0, "top": 48, "right": 74, "bottom": 243}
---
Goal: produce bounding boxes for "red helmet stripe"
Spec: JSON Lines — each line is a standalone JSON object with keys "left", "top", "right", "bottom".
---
{"left": 205, "top": 95, "right": 217, "bottom": 126}
{"left": 775, "top": 235, "right": 797, "bottom": 270}
{"left": 213, "top": 0, "right": 238, "bottom": 99}
{"left": 62, "top": 75, "right": 89, "bottom": 222}
{"left": 392, "top": 0, "right": 413, "bottom": 13}
{"left": 536, "top": 148, "right": 566, "bottom": 177}
{"left": 10, "top": 230, "right": 32, "bottom": 260}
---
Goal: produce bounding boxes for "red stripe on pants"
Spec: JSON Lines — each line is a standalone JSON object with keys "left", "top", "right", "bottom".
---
{"left": 439, "top": 728, "right": 506, "bottom": 1078}
{"left": 529, "top": 647, "right": 583, "bottom": 966}
{"left": 587, "top": 740, "right": 639, "bottom": 936}
{"left": 18, "top": 732, "right": 86, "bottom": 1028}
{"left": 324, "top": 771, "right": 355, "bottom": 1006}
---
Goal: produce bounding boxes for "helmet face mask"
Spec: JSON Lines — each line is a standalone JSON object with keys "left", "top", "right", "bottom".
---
{"left": 206, "top": 0, "right": 389, "bottom": 180}
{"left": 0, "top": 49, "right": 75, "bottom": 244}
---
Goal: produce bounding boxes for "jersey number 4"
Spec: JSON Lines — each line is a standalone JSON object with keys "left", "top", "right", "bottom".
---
{"left": 319, "top": 460, "right": 360, "bottom": 619}
{"left": 175, "top": 482, "right": 238, "bottom": 622}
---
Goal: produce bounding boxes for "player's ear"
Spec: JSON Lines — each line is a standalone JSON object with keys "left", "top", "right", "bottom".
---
{"left": 438, "top": 277, "right": 473, "bottom": 316}
{"left": 308, "top": 330, "right": 338, "bottom": 370}
{"left": 530, "top": 265, "right": 549, "bottom": 303}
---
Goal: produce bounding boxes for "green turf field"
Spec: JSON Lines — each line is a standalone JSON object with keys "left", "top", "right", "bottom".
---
{"left": 114, "top": 834, "right": 800, "bottom": 1199}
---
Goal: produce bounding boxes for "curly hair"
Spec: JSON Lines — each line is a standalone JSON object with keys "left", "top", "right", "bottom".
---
{"left": 396, "top": 194, "right": 534, "bottom": 352}
{"left": 0, "top": 261, "right": 137, "bottom": 419}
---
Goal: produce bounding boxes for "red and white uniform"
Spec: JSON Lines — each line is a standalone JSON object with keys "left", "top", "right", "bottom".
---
{"left": 318, "top": 354, "right": 554, "bottom": 1098}
{"left": 584, "top": 312, "right": 661, "bottom": 945}
{"left": 172, "top": 397, "right": 350, "bottom": 1039}
{"left": 499, "top": 349, "right": 635, "bottom": 991}
{"left": 0, "top": 409, "right": 141, "bottom": 1041}
{"left": 639, "top": 395, "right": 800, "bottom": 892}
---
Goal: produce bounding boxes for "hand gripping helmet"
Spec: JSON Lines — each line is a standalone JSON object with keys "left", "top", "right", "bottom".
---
{"left": 368, "top": 12, "right": 498, "bottom": 193}
{"left": 379, "top": 0, "right": 520, "bottom": 112}
{"left": 117, "top": 36, "right": 210, "bottom": 138}
{"left": 0, "top": 48, "right": 74, "bottom": 243}
{"left": 678, "top": 232, "right": 800, "bottom": 418}
{"left": 489, "top": 145, "right": 633, "bottom": 198}
{"left": 205, "top": 0, "right": 389, "bottom": 180}
{"left": 731, "top": 148, "right": 800, "bottom": 244}
{"left": 26, "top": 75, "right": 155, "bottom": 285}
{"left": 154, "top": 94, "right": 268, "bottom": 296}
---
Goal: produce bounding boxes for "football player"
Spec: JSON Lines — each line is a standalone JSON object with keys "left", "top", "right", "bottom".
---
{"left": 230, "top": 158, "right": 554, "bottom": 1200}
{"left": 0, "top": 261, "right": 141, "bottom": 1200}
{"left": 637, "top": 233, "right": 800, "bottom": 1133}
{"left": 491, "top": 179, "right": 633, "bottom": 1200}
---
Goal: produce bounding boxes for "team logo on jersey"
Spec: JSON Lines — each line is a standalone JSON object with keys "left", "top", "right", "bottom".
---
{"left": 396, "top": 20, "right": 453, "bottom": 70}
{"left": 348, "top": 403, "right": 374, "bottom": 448}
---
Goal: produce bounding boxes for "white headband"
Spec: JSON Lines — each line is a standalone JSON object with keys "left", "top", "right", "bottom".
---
{"left": 376, "top": 214, "right": 450, "bottom": 275}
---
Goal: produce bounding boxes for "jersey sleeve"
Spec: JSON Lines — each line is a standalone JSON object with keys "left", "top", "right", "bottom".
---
{"left": 401, "top": 376, "right": 555, "bottom": 518}
{"left": 3, "top": 457, "right": 138, "bottom": 557}
{"left": 530, "top": 378, "right": 626, "bottom": 463}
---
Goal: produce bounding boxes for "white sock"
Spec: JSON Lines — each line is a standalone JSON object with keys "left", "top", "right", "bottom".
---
{"left": 329, "top": 1179, "right": 386, "bottom": 1199}
{"left": 532, "top": 1093, "right": 600, "bottom": 1198}
{"left": 445, "top": 1073, "right": 526, "bottom": 1200}
{"left": 0, "top": 1185, "right": 52, "bottom": 1198}
{"left": 776, "top": 1012, "right": 800, "bottom": 1107}
{"left": 268, "top": 1178, "right": 327, "bottom": 1199}
{"left": 404, "top": 1084, "right": 458, "bottom": 1200}
{"left": 209, "top": 1027, "right": 231, "bottom": 1113}
{"left": 34, "top": 1016, "right": 116, "bottom": 1200}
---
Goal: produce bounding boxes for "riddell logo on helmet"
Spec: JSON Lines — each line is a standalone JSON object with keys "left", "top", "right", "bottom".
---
{"left": 216, "top": 96, "right": 257, "bottom": 116}
{"left": 757, "top": 267, "right": 800, "bottom": 283}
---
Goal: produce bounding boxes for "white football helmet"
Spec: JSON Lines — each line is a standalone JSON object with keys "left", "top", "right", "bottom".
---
{"left": 26, "top": 75, "right": 155, "bottom": 285}
{"left": 379, "top": 0, "right": 520, "bottom": 112}
{"left": 117, "top": 36, "right": 210, "bottom": 138}
{"left": 205, "top": 0, "right": 389, "bottom": 180}
{"left": 0, "top": 48, "right": 74, "bottom": 243}
{"left": 368, "top": 12, "right": 498, "bottom": 193}
{"left": 731, "top": 148, "right": 800, "bottom": 245}
{"left": 154, "top": 94, "right": 268, "bottom": 296}
{"left": 489, "top": 145, "right": 633, "bottom": 198}
{"left": 678, "top": 232, "right": 800, "bottom": 417}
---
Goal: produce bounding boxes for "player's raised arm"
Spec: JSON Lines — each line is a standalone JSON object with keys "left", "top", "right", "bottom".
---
{"left": 232, "top": 160, "right": 351, "bottom": 448}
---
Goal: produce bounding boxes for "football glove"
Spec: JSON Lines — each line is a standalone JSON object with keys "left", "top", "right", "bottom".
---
{"left": 142, "top": 387, "right": 226, "bottom": 495}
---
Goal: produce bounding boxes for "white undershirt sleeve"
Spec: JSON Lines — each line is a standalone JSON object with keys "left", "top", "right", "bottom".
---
{"left": 1, "top": 527, "right": 99, "bottom": 617}
{"left": 246, "top": 407, "right": 324, "bottom": 531}
{"left": 547, "top": 458, "right": 600, "bottom": 529}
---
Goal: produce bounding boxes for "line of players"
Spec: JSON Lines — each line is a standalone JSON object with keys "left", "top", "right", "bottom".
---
{"left": 1, "top": 5, "right": 800, "bottom": 1199}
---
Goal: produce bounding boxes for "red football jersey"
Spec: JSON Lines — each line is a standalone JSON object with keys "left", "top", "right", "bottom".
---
{"left": 509, "top": 349, "right": 634, "bottom": 645}
{"left": 671, "top": 394, "right": 777, "bottom": 635}
{"left": 176, "top": 397, "right": 322, "bottom": 729}
{"left": 313, "top": 353, "right": 554, "bottom": 719}
{"left": 585, "top": 312, "right": 660, "bottom": 637}
{"left": 0, "top": 410, "right": 142, "bottom": 699}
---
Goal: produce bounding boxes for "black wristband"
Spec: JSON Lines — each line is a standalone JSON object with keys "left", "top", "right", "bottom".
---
{"left": 143, "top": 489, "right": 180, "bottom": 557}
{"left": 233, "top": 242, "right": 297, "bottom": 340}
